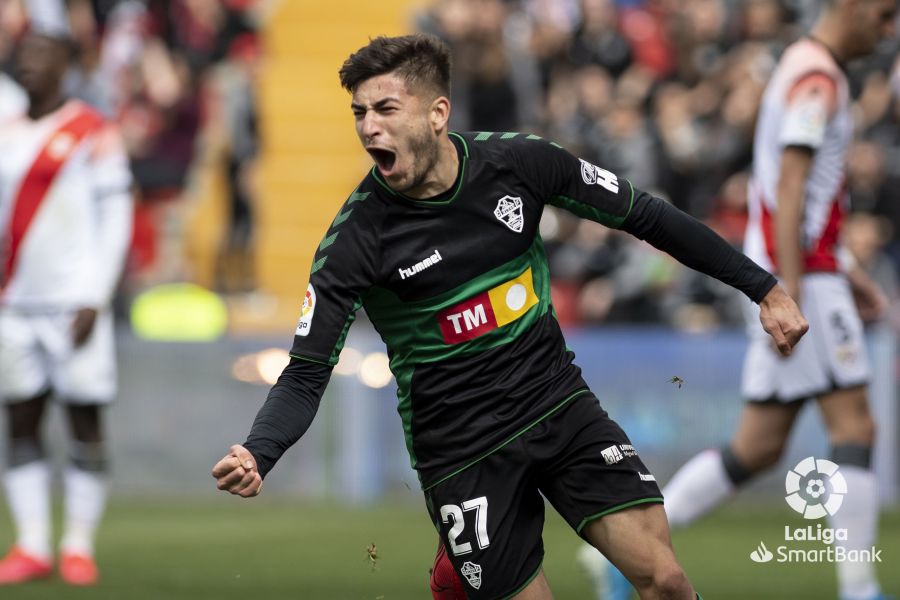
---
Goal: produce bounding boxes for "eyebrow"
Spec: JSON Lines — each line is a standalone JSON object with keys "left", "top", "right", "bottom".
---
{"left": 350, "top": 97, "right": 401, "bottom": 111}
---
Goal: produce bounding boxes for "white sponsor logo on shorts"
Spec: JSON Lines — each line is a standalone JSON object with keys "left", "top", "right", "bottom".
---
{"left": 638, "top": 472, "right": 656, "bottom": 482}
{"left": 619, "top": 444, "right": 637, "bottom": 458}
{"left": 601, "top": 445, "right": 624, "bottom": 465}
{"left": 461, "top": 561, "right": 482, "bottom": 589}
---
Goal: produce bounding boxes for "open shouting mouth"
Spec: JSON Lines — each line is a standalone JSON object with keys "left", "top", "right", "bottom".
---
{"left": 367, "top": 147, "right": 397, "bottom": 176}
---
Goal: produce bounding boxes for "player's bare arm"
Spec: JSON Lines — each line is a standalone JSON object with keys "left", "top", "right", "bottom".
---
{"left": 212, "top": 444, "right": 263, "bottom": 498}
{"left": 845, "top": 262, "right": 888, "bottom": 322}
{"left": 774, "top": 145, "right": 814, "bottom": 303}
{"left": 71, "top": 307, "right": 98, "bottom": 348}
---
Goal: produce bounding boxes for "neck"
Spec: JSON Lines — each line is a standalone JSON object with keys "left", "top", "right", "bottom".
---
{"left": 28, "top": 91, "right": 66, "bottom": 120}
{"left": 404, "top": 133, "right": 459, "bottom": 199}
{"left": 810, "top": 13, "right": 849, "bottom": 62}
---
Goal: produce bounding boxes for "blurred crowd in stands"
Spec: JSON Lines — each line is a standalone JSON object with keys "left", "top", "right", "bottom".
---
{"left": 419, "top": 0, "right": 900, "bottom": 330}
{"left": 2, "top": 0, "right": 898, "bottom": 332}
{"left": 0, "top": 0, "right": 265, "bottom": 297}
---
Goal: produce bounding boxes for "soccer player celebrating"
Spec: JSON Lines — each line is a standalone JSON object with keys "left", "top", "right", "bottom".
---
{"left": 0, "top": 5, "right": 133, "bottom": 587}
{"left": 656, "top": 2, "right": 897, "bottom": 600}
{"left": 212, "top": 34, "right": 807, "bottom": 599}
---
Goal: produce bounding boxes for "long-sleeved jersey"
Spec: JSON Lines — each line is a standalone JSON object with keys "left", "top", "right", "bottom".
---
{"left": 247, "top": 132, "right": 776, "bottom": 489}
{"left": 0, "top": 99, "right": 133, "bottom": 309}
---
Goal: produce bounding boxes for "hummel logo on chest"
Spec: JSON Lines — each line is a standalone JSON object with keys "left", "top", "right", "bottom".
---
{"left": 399, "top": 249, "right": 442, "bottom": 280}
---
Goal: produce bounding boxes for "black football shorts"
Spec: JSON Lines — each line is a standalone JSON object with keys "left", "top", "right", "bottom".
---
{"left": 423, "top": 391, "right": 663, "bottom": 599}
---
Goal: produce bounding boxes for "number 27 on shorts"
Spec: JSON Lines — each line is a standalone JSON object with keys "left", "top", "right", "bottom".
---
{"left": 440, "top": 496, "right": 490, "bottom": 556}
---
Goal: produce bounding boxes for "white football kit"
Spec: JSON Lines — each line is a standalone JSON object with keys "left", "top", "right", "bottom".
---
{"left": 742, "top": 38, "right": 869, "bottom": 403}
{"left": 0, "top": 99, "right": 132, "bottom": 403}
{"left": 0, "top": 73, "right": 27, "bottom": 122}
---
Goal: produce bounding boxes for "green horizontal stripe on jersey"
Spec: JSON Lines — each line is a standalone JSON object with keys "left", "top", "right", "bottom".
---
{"left": 370, "top": 236, "right": 554, "bottom": 474}
{"left": 364, "top": 234, "right": 552, "bottom": 367}
{"left": 549, "top": 179, "right": 635, "bottom": 229}
{"left": 421, "top": 389, "right": 590, "bottom": 491}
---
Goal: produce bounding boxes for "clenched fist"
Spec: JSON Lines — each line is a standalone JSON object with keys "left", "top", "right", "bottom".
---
{"left": 758, "top": 285, "right": 809, "bottom": 357}
{"left": 212, "top": 444, "right": 263, "bottom": 498}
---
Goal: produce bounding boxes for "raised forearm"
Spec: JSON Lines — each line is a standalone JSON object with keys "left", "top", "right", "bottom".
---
{"left": 243, "top": 358, "right": 332, "bottom": 478}
{"left": 621, "top": 192, "right": 776, "bottom": 302}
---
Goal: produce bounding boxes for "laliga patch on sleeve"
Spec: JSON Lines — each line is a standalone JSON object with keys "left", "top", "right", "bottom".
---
{"left": 780, "top": 95, "right": 828, "bottom": 149}
{"left": 295, "top": 283, "right": 316, "bottom": 337}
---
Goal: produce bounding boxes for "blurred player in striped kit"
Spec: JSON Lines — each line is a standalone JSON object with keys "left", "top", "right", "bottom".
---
{"left": 0, "top": 0, "right": 132, "bottom": 586}
{"left": 587, "top": 1, "right": 898, "bottom": 599}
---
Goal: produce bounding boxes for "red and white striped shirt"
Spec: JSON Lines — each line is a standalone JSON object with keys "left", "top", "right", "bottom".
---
{"left": 744, "top": 38, "right": 852, "bottom": 274}
{"left": 0, "top": 99, "right": 132, "bottom": 308}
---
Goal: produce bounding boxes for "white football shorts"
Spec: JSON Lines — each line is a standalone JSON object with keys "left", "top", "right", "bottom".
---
{"left": 0, "top": 308, "right": 117, "bottom": 403}
{"left": 741, "top": 273, "right": 870, "bottom": 403}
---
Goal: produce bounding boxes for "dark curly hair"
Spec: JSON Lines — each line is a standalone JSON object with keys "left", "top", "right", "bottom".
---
{"left": 339, "top": 34, "right": 451, "bottom": 99}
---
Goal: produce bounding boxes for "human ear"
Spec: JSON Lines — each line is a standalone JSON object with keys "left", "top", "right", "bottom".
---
{"left": 430, "top": 96, "right": 451, "bottom": 132}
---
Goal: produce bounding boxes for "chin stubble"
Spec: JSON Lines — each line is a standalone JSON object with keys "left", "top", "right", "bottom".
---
{"left": 400, "top": 129, "right": 440, "bottom": 194}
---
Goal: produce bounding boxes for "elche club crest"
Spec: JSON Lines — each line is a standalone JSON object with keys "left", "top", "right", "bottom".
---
{"left": 784, "top": 456, "right": 847, "bottom": 519}
{"left": 494, "top": 195, "right": 524, "bottom": 233}
{"left": 460, "top": 561, "right": 482, "bottom": 589}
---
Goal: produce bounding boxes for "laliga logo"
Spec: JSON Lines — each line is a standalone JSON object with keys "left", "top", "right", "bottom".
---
{"left": 301, "top": 288, "right": 315, "bottom": 316}
{"left": 784, "top": 456, "right": 847, "bottom": 519}
{"left": 295, "top": 283, "right": 316, "bottom": 337}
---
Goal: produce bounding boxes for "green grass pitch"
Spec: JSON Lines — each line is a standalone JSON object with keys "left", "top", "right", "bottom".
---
{"left": 0, "top": 498, "right": 896, "bottom": 599}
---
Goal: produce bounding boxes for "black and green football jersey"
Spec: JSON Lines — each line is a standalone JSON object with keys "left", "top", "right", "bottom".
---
{"left": 285, "top": 132, "right": 775, "bottom": 489}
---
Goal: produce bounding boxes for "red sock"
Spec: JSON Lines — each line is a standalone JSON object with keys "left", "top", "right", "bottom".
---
{"left": 430, "top": 541, "right": 467, "bottom": 599}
